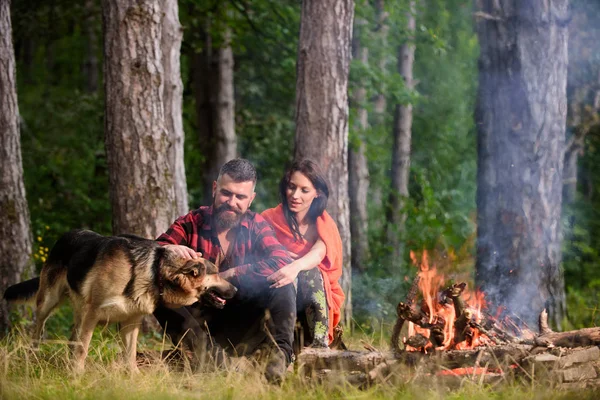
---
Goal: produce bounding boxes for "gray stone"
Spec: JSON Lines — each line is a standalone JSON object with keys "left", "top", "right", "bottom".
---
{"left": 562, "top": 364, "right": 598, "bottom": 382}
{"left": 559, "top": 347, "right": 600, "bottom": 368}
{"left": 532, "top": 353, "right": 560, "bottom": 363}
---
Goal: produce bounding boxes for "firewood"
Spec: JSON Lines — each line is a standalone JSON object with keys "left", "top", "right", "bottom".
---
{"left": 538, "top": 308, "right": 553, "bottom": 335}
{"left": 367, "top": 360, "right": 398, "bottom": 384}
{"left": 535, "top": 327, "right": 600, "bottom": 348}
{"left": 404, "top": 333, "right": 429, "bottom": 350}
{"left": 443, "top": 282, "right": 467, "bottom": 317}
{"left": 430, "top": 325, "right": 445, "bottom": 347}
{"left": 330, "top": 324, "right": 348, "bottom": 350}
{"left": 297, "top": 348, "right": 386, "bottom": 375}
{"left": 361, "top": 340, "right": 378, "bottom": 352}
{"left": 391, "top": 273, "right": 421, "bottom": 353}
{"left": 454, "top": 309, "right": 473, "bottom": 344}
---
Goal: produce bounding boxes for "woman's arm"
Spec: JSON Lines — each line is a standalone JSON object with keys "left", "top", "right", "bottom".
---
{"left": 291, "top": 239, "right": 326, "bottom": 271}
{"left": 267, "top": 239, "right": 327, "bottom": 288}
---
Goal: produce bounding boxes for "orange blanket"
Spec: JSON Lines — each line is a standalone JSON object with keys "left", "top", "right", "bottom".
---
{"left": 261, "top": 204, "right": 345, "bottom": 344}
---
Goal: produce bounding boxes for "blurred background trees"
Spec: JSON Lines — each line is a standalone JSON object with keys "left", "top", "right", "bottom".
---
{"left": 3, "top": 0, "right": 600, "bottom": 334}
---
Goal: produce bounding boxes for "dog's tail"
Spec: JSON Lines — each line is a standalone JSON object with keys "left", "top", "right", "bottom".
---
{"left": 3, "top": 277, "right": 40, "bottom": 305}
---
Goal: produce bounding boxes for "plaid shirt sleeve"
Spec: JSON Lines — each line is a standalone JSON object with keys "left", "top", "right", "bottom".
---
{"left": 234, "top": 214, "right": 293, "bottom": 283}
{"left": 155, "top": 211, "right": 198, "bottom": 248}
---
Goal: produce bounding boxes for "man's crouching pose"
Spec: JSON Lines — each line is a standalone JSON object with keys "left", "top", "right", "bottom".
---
{"left": 153, "top": 159, "right": 295, "bottom": 383}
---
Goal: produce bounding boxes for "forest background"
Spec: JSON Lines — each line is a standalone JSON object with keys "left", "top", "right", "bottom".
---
{"left": 5, "top": 0, "right": 600, "bottom": 336}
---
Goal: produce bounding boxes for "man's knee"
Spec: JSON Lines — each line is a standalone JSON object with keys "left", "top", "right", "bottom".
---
{"left": 271, "top": 283, "right": 296, "bottom": 306}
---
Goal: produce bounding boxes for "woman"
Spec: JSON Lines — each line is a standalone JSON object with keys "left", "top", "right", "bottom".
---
{"left": 262, "top": 159, "right": 344, "bottom": 348}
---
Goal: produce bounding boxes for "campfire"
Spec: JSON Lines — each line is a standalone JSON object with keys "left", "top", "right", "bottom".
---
{"left": 297, "top": 249, "right": 600, "bottom": 389}
{"left": 394, "top": 250, "right": 533, "bottom": 354}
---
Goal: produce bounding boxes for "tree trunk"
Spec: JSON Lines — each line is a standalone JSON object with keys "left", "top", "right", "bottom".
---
{"left": 161, "top": 0, "right": 188, "bottom": 216}
{"left": 386, "top": 0, "right": 416, "bottom": 262}
{"left": 373, "top": 0, "right": 388, "bottom": 118}
{"left": 349, "top": 12, "right": 370, "bottom": 273}
{"left": 0, "top": 0, "right": 34, "bottom": 333}
{"left": 294, "top": 0, "right": 355, "bottom": 325}
{"left": 102, "top": 0, "right": 177, "bottom": 238}
{"left": 194, "top": 23, "right": 237, "bottom": 205}
{"left": 474, "top": 0, "right": 569, "bottom": 329}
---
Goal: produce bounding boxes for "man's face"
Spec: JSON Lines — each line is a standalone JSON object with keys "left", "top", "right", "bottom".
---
{"left": 212, "top": 173, "right": 256, "bottom": 231}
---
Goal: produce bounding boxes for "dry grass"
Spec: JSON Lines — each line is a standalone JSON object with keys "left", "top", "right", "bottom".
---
{"left": 1, "top": 328, "right": 599, "bottom": 400}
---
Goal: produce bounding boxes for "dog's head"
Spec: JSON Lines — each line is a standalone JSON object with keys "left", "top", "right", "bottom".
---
{"left": 160, "top": 253, "right": 237, "bottom": 309}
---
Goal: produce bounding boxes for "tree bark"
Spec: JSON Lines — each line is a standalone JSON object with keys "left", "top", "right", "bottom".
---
{"left": 102, "top": 0, "right": 177, "bottom": 238}
{"left": 294, "top": 0, "right": 355, "bottom": 325}
{"left": 386, "top": 0, "right": 416, "bottom": 261}
{"left": 161, "top": 0, "right": 188, "bottom": 216}
{"left": 474, "top": 0, "right": 569, "bottom": 329}
{"left": 349, "top": 12, "right": 370, "bottom": 273}
{"left": 373, "top": 0, "right": 388, "bottom": 118}
{"left": 0, "top": 0, "right": 34, "bottom": 333}
{"left": 194, "top": 23, "right": 237, "bottom": 205}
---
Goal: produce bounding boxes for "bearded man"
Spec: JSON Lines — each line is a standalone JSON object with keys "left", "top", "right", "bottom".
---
{"left": 153, "top": 159, "right": 295, "bottom": 383}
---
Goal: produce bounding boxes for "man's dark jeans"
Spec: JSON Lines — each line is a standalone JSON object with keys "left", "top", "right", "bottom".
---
{"left": 153, "top": 280, "right": 296, "bottom": 364}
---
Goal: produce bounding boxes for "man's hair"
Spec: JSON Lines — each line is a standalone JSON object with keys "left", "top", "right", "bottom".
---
{"left": 217, "top": 158, "right": 257, "bottom": 185}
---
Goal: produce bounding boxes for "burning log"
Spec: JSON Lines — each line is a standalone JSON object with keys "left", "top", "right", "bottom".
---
{"left": 443, "top": 282, "right": 467, "bottom": 317}
{"left": 391, "top": 274, "right": 421, "bottom": 353}
{"left": 429, "top": 324, "right": 445, "bottom": 348}
{"left": 453, "top": 309, "right": 473, "bottom": 344}
{"left": 404, "top": 334, "right": 429, "bottom": 351}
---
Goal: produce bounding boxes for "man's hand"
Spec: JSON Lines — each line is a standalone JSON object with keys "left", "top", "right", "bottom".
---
{"left": 219, "top": 268, "right": 237, "bottom": 281}
{"left": 164, "top": 244, "right": 202, "bottom": 260}
{"left": 267, "top": 263, "right": 301, "bottom": 289}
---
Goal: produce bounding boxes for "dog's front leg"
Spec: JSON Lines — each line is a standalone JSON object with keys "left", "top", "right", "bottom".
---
{"left": 120, "top": 316, "right": 142, "bottom": 373}
{"left": 72, "top": 307, "right": 98, "bottom": 374}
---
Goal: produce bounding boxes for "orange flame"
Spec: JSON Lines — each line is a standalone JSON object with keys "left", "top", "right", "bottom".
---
{"left": 404, "top": 250, "right": 492, "bottom": 351}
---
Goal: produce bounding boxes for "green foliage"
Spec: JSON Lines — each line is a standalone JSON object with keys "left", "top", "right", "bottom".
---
{"left": 14, "top": 0, "right": 109, "bottom": 255}
{"left": 8, "top": 0, "right": 600, "bottom": 332}
{"left": 351, "top": 0, "right": 479, "bottom": 325}
{"left": 562, "top": 0, "right": 600, "bottom": 328}
{"left": 179, "top": 0, "right": 300, "bottom": 209}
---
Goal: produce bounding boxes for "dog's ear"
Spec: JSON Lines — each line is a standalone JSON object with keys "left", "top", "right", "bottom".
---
{"left": 183, "top": 260, "right": 206, "bottom": 278}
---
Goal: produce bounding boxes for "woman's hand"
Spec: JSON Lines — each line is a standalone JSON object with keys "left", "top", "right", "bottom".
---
{"left": 267, "top": 263, "right": 301, "bottom": 289}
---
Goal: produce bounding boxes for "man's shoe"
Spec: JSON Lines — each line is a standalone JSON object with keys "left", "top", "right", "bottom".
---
{"left": 264, "top": 348, "right": 288, "bottom": 385}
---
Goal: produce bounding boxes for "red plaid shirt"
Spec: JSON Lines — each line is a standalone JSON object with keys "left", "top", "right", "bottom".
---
{"left": 156, "top": 206, "right": 292, "bottom": 285}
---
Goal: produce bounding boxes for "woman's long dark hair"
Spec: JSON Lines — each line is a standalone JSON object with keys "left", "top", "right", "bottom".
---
{"left": 279, "top": 159, "right": 329, "bottom": 241}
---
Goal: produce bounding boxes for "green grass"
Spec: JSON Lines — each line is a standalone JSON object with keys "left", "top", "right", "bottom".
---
{"left": 2, "top": 327, "right": 600, "bottom": 400}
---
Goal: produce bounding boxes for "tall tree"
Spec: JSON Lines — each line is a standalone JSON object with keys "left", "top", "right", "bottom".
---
{"left": 162, "top": 0, "right": 189, "bottom": 216}
{"left": 349, "top": 2, "right": 370, "bottom": 273}
{"left": 373, "top": 0, "right": 389, "bottom": 118}
{"left": 294, "top": 0, "right": 355, "bottom": 324}
{"left": 193, "top": 11, "right": 237, "bottom": 205}
{"left": 0, "top": 0, "right": 34, "bottom": 333}
{"left": 102, "top": 0, "right": 177, "bottom": 238}
{"left": 563, "top": 0, "right": 600, "bottom": 204}
{"left": 386, "top": 0, "right": 416, "bottom": 261}
{"left": 475, "top": 0, "right": 569, "bottom": 328}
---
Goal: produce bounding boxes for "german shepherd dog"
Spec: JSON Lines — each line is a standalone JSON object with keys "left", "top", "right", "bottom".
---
{"left": 3, "top": 229, "right": 237, "bottom": 372}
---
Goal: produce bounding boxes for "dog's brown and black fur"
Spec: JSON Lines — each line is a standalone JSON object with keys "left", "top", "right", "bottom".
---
{"left": 3, "top": 229, "right": 236, "bottom": 372}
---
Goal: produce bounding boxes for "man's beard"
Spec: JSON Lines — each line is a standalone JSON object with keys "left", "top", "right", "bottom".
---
{"left": 213, "top": 202, "right": 244, "bottom": 231}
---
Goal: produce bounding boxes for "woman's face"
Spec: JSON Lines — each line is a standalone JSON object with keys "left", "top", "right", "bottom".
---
{"left": 286, "top": 171, "right": 318, "bottom": 218}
